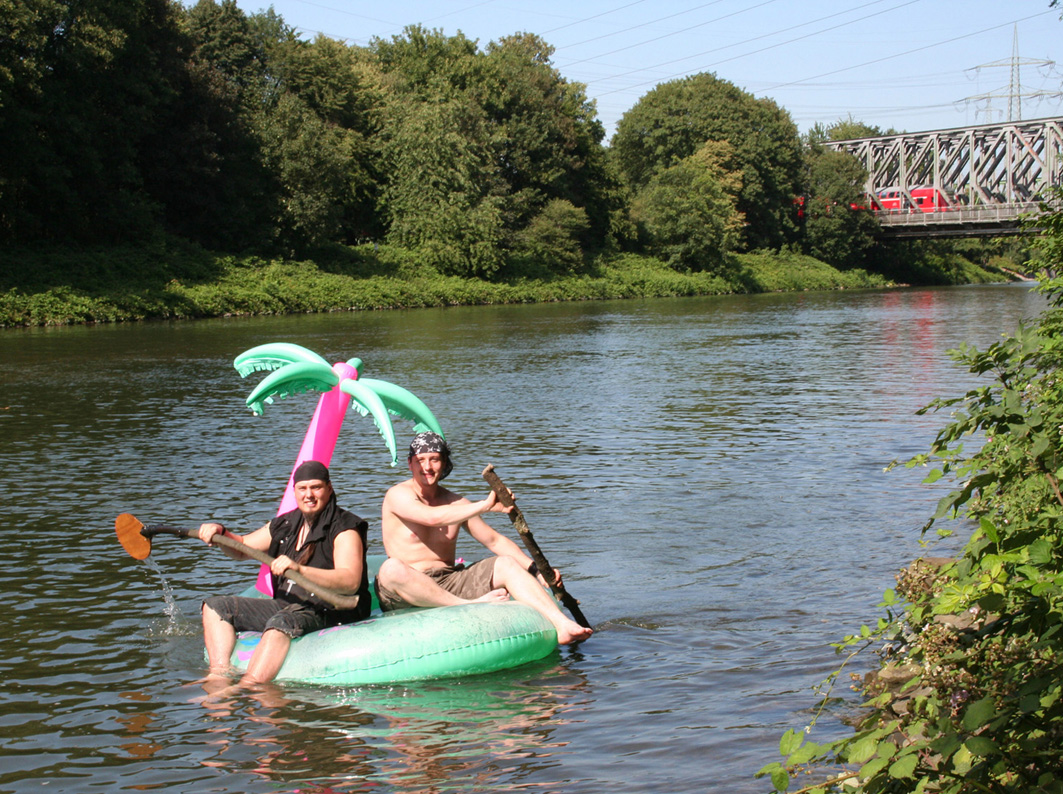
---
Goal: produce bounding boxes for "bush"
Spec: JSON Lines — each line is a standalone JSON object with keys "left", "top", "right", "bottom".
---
{"left": 758, "top": 192, "right": 1063, "bottom": 794}
{"left": 513, "top": 199, "right": 590, "bottom": 275}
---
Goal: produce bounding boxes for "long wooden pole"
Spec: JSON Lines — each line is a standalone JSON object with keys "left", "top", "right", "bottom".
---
{"left": 481, "top": 465, "right": 591, "bottom": 629}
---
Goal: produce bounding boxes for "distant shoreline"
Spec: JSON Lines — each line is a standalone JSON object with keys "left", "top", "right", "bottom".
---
{"left": 0, "top": 244, "right": 1014, "bottom": 329}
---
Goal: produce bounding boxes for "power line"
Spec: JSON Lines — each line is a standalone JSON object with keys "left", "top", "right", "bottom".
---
{"left": 586, "top": 0, "right": 918, "bottom": 94}
{"left": 539, "top": 0, "right": 655, "bottom": 36}
{"left": 761, "top": 9, "right": 1056, "bottom": 93}
{"left": 961, "top": 24, "right": 1062, "bottom": 121}
{"left": 556, "top": 0, "right": 781, "bottom": 68}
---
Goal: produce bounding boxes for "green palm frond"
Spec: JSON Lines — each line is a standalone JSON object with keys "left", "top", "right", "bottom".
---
{"left": 245, "top": 361, "right": 339, "bottom": 416}
{"left": 339, "top": 380, "right": 398, "bottom": 464}
{"left": 234, "top": 343, "right": 330, "bottom": 378}
{"left": 358, "top": 378, "right": 444, "bottom": 437}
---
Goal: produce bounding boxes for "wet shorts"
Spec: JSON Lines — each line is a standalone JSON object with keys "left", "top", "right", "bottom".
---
{"left": 203, "top": 595, "right": 326, "bottom": 639}
{"left": 375, "top": 557, "right": 498, "bottom": 612}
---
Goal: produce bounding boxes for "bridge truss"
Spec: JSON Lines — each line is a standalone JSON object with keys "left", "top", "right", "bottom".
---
{"left": 827, "top": 117, "right": 1063, "bottom": 237}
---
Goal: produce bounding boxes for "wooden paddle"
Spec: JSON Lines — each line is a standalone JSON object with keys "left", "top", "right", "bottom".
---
{"left": 481, "top": 465, "right": 591, "bottom": 629}
{"left": 114, "top": 513, "right": 361, "bottom": 610}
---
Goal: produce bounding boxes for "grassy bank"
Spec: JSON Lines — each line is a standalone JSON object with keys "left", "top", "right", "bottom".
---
{"left": 0, "top": 240, "right": 1007, "bottom": 328}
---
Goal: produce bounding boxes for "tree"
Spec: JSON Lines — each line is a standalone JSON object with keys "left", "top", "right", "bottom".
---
{"left": 476, "top": 33, "right": 615, "bottom": 253}
{"left": 806, "top": 115, "right": 890, "bottom": 147}
{"left": 373, "top": 26, "right": 621, "bottom": 271}
{"left": 0, "top": 0, "right": 188, "bottom": 243}
{"left": 631, "top": 141, "right": 744, "bottom": 271}
{"left": 611, "top": 72, "right": 803, "bottom": 250}
{"left": 381, "top": 98, "right": 505, "bottom": 277}
{"left": 0, "top": 0, "right": 62, "bottom": 239}
{"left": 155, "top": 0, "right": 278, "bottom": 249}
{"left": 370, "top": 24, "right": 479, "bottom": 100}
{"left": 801, "top": 149, "right": 879, "bottom": 269}
{"left": 514, "top": 199, "right": 590, "bottom": 274}
{"left": 252, "top": 33, "right": 384, "bottom": 246}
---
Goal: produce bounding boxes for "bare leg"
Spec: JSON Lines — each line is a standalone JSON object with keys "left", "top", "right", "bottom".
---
{"left": 377, "top": 558, "right": 508, "bottom": 608}
{"left": 240, "top": 629, "right": 291, "bottom": 685}
{"left": 202, "top": 602, "right": 237, "bottom": 676}
{"left": 491, "top": 556, "right": 593, "bottom": 645}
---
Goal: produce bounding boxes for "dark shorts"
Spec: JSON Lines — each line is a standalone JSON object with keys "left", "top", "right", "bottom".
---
{"left": 203, "top": 595, "right": 326, "bottom": 639}
{"left": 375, "top": 557, "right": 498, "bottom": 612}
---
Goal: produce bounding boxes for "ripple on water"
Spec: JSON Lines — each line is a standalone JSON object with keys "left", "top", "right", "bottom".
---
{"left": 0, "top": 285, "right": 1047, "bottom": 793}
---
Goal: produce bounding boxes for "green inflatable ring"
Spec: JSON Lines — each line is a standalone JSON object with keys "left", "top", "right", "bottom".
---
{"left": 228, "top": 556, "right": 558, "bottom": 685}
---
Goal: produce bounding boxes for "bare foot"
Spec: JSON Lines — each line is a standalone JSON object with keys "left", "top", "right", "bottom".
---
{"left": 471, "top": 588, "right": 510, "bottom": 604}
{"left": 556, "top": 620, "right": 593, "bottom": 645}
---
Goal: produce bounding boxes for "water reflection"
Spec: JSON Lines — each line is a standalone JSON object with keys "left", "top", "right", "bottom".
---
{"left": 183, "top": 660, "right": 589, "bottom": 793}
{"left": 0, "top": 284, "right": 1049, "bottom": 793}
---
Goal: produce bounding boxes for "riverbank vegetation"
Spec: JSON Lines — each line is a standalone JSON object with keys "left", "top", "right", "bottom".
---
{"left": 1, "top": 1, "right": 1025, "bottom": 327}
{"left": 758, "top": 193, "right": 1063, "bottom": 793}
{"left": 0, "top": 241, "right": 901, "bottom": 327}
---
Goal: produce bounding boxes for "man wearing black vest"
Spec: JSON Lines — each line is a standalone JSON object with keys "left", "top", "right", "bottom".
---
{"left": 197, "top": 460, "right": 370, "bottom": 686}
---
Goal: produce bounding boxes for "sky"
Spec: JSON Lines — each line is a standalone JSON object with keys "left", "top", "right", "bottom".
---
{"left": 232, "top": 0, "right": 1063, "bottom": 140}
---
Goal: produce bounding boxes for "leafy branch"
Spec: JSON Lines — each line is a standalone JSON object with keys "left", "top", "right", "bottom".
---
{"left": 758, "top": 192, "right": 1063, "bottom": 793}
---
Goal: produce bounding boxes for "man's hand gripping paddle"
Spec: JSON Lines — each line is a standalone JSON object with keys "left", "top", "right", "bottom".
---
{"left": 114, "top": 513, "right": 360, "bottom": 610}
{"left": 481, "top": 465, "right": 591, "bottom": 630}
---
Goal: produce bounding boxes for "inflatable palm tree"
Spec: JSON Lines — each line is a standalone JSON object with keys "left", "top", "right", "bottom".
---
{"left": 234, "top": 342, "right": 444, "bottom": 594}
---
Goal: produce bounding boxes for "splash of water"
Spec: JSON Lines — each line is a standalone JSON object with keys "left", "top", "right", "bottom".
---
{"left": 143, "top": 556, "right": 188, "bottom": 635}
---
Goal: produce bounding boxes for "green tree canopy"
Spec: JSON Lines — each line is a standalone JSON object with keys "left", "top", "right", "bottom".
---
{"left": 476, "top": 33, "right": 613, "bottom": 251}
{"left": 1, "top": 0, "right": 187, "bottom": 242}
{"left": 370, "top": 24, "right": 479, "bottom": 99}
{"left": 806, "top": 115, "right": 892, "bottom": 146}
{"left": 611, "top": 72, "right": 803, "bottom": 250}
{"left": 800, "top": 149, "right": 879, "bottom": 269}
{"left": 382, "top": 97, "right": 504, "bottom": 277}
{"left": 373, "top": 26, "right": 618, "bottom": 273}
{"left": 631, "top": 140, "right": 744, "bottom": 272}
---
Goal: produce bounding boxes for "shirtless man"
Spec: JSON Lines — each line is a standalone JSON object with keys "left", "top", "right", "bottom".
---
{"left": 375, "top": 432, "right": 593, "bottom": 645}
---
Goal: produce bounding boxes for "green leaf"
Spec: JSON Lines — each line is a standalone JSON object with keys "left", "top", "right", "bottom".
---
{"left": 1028, "top": 538, "right": 1054, "bottom": 564}
{"left": 770, "top": 767, "right": 789, "bottom": 791}
{"left": 847, "top": 734, "right": 879, "bottom": 764}
{"left": 1019, "top": 693, "right": 1041, "bottom": 714}
{"left": 979, "top": 517, "right": 999, "bottom": 543}
{"left": 962, "top": 697, "right": 997, "bottom": 731}
{"left": 779, "top": 728, "right": 803, "bottom": 756}
{"left": 889, "top": 753, "right": 918, "bottom": 779}
{"left": 964, "top": 735, "right": 998, "bottom": 757}
{"left": 787, "top": 740, "right": 821, "bottom": 765}
{"left": 859, "top": 755, "right": 890, "bottom": 780}
{"left": 930, "top": 732, "right": 963, "bottom": 760}
{"left": 951, "top": 744, "right": 973, "bottom": 775}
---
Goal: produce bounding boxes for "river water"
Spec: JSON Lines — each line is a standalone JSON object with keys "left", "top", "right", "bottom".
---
{"left": 0, "top": 283, "right": 1046, "bottom": 793}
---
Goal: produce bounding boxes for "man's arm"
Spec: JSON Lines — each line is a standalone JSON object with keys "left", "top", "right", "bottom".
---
{"left": 274, "top": 528, "right": 364, "bottom": 594}
{"left": 464, "top": 515, "right": 533, "bottom": 567}
{"left": 199, "top": 522, "right": 271, "bottom": 559}
{"left": 465, "top": 515, "right": 563, "bottom": 586}
{"left": 385, "top": 484, "right": 505, "bottom": 529}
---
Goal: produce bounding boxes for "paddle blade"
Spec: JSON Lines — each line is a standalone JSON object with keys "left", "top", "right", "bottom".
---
{"left": 116, "top": 513, "right": 151, "bottom": 560}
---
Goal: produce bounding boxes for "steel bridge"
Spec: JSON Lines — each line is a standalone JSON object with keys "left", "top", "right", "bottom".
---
{"left": 827, "top": 117, "right": 1063, "bottom": 238}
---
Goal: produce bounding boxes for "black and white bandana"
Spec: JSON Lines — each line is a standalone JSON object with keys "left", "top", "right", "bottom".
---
{"left": 408, "top": 432, "right": 453, "bottom": 480}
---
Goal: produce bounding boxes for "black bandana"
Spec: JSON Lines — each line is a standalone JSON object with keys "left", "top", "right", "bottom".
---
{"left": 408, "top": 432, "right": 453, "bottom": 480}
{"left": 293, "top": 459, "right": 330, "bottom": 484}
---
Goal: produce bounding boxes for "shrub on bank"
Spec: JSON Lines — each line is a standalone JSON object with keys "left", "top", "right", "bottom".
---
{"left": 757, "top": 195, "right": 1063, "bottom": 794}
{"left": 0, "top": 240, "right": 1000, "bottom": 328}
